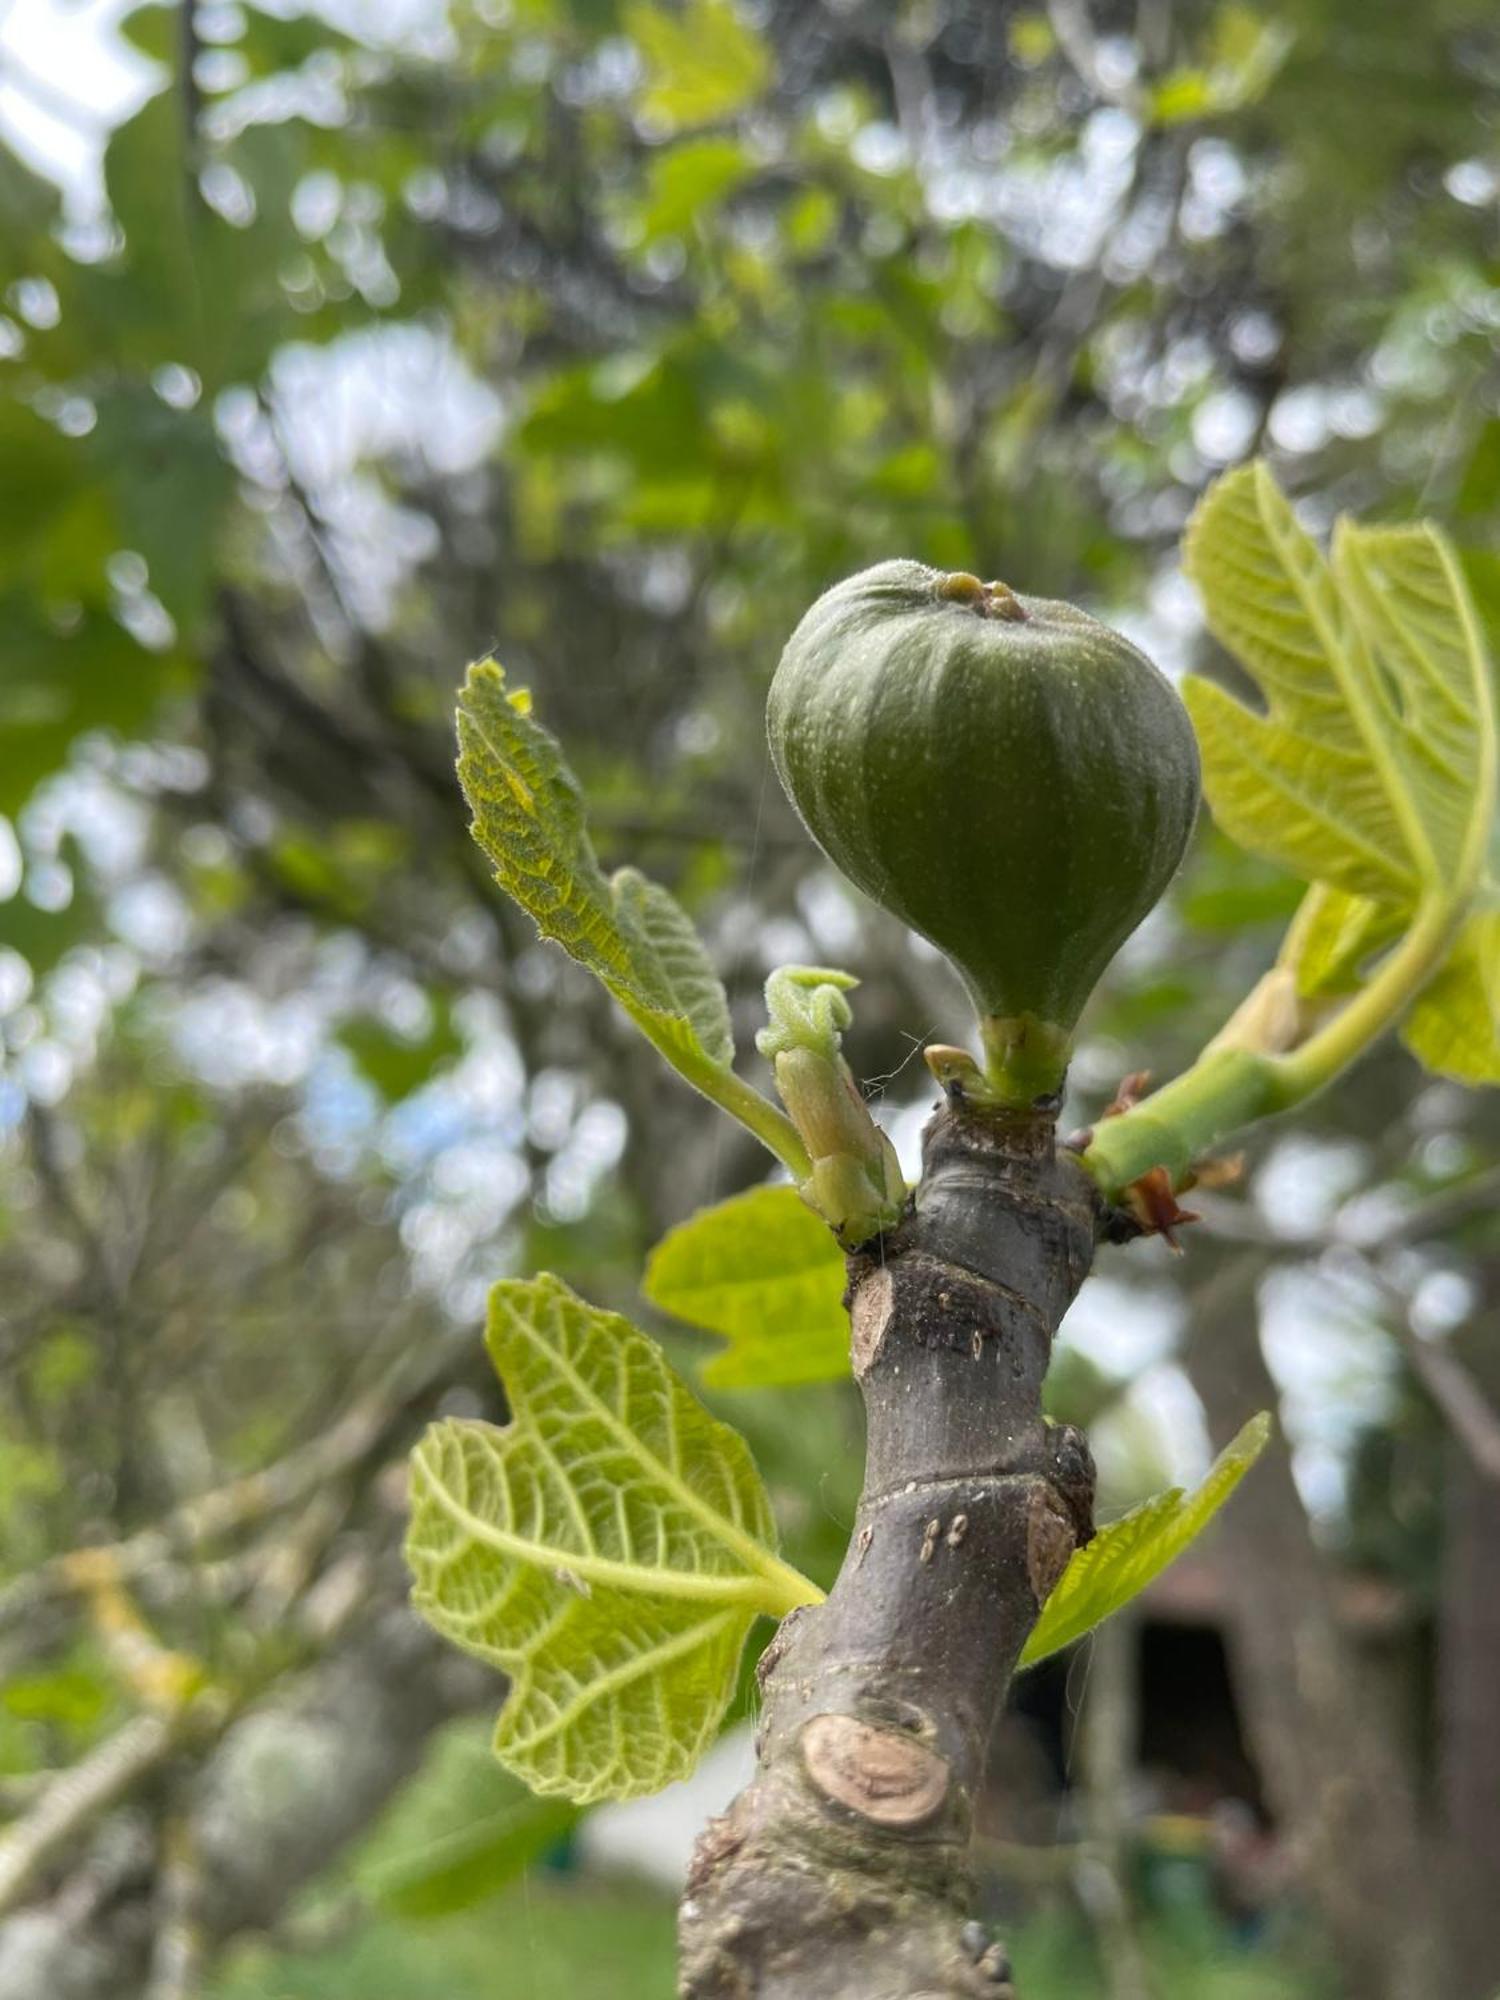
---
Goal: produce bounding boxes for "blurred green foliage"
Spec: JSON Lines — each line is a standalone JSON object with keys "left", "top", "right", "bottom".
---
{"left": 3, "top": 0, "right": 1500, "bottom": 1987}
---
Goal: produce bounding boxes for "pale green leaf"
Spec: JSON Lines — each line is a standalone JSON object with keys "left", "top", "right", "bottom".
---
{"left": 1185, "top": 467, "right": 1499, "bottom": 1083}
{"left": 1184, "top": 464, "right": 1495, "bottom": 903}
{"left": 1334, "top": 521, "right": 1494, "bottom": 886}
{"left": 755, "top": 964, "right": 857, "bottom": 1063}
{"left": 406, "top": 1274, "right": 818, "bottom": 1803}
{"left": 612, "top": 866, "right": 733, "bottom": 1069}
{"left": 644, "top": 1184, "right": 849, "bottom": 1388}
{"left": 1285, "top": 883, "right": 1402, "bottom": 998}
{"left": 1402, "top": 907, "right": 1500, "bottom": 1082}
{"left": 1019, "top": 1412, "right": 1271, "bottom": 1667}
{"left": 1186, "top": 466, "right": 1422, "bottom": 899}
{"left": 456, "top": 659, "right": 733, "bottom": 1070}
{"left": 456, "top": 661, "right": 640, "bottom": 992}
{"left": 628, "top": 0, "right": 770, "bottom": 134}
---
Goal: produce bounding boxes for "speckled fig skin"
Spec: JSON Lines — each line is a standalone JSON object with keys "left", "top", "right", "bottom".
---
{"left": 767, "top": 559, "right": 1200, "bottom": 1063}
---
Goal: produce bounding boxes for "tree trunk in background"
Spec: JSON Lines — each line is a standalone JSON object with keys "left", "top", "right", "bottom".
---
{"left": 1183, "top": 1258, "right": 1441, "bottom": 2000}
{"left": 1438, "top": 1325, "right": 1500, "bottom": 2000}
{"left": 1077, "top": 1612, "right": 1154, "bottom": 2000}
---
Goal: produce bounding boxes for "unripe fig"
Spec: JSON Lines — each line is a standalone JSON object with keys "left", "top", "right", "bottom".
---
{"left": 767, "top": 561, "right": 1200, "bottom": 1102}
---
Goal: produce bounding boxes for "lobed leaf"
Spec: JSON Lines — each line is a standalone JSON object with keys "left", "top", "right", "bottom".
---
{"left": 1185, "top": 469, "right": 1494, "bottom": 902}
{"left": 1019, "top": 1412, "right": 1271, "bottom": 1667}
{"left": 1335, "top": 522, "right": 1493, "bottom": 885}
{"left": 644, "top": 1184, "right": 849, "bottom": 1388}
{"left": 1184, "top": 464, "right": 1498, "bottom": 1080}
{"left": 1189, "top": 468, "right": 1461, "bottom": 899}
{"left": 406, "top": 1274, "right": 818, "bottom": 1803}
{"left": 456, "top": 659, "right": 733, "bottom": 1072}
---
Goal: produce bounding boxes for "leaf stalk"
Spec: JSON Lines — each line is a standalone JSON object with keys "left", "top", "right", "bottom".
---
{"left": 624, "top": 1001, "right": 814, "bottom": 1182}
{"left": 1083, "top": 894, "right": 1464, "bottom": 1199}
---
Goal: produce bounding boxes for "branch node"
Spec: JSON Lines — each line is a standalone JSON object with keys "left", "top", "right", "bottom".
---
{"left": 799, "top": 1715, "right": 950, "bottom": 1829}
{"left": 1025, "top": 1489, "right": 1077, "bottom": 1607}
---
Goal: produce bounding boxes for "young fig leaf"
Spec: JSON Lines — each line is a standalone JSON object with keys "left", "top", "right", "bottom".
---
{"left": 1283, "top": 883, "right": 1403, "bottom": 999}
{"left": 457, "top": 661, "right": 811, "bottom": 1173}
{"left": 456, "top": 659, "right": 732, "bottom": 1072}
{"left": 1184, "top": 468, "right": 1499, "bottom": 1084}
{"left": 644, "top": 1184, "right": 850, "bottom": 1388}
{"left": 405, "top": 1274, "right": 819, "bottom": 1804}
{"left": 1019, "top": 1412, "right": 1271, "bottom": 1667}
{"left": 612, "top": 865, "right": 733, "bottom": 1070}
{"left": 755, "top": 967, "right": 906, "bottom": 1246}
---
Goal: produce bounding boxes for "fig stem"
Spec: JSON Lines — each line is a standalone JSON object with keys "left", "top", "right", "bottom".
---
{"left": 622, "top": 1001, "right": 814, "bottom": 1183}
{"left": 978, "top": 1012, "right": 1071, "bottom": 1107}
{"left": 1082, "top": 894, "right": 1461, "bottom": 1198}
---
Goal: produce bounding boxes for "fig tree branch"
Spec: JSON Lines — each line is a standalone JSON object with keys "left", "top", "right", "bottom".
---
{"left": 680, "top": 1098, "right": 1102, "bottom": 1999}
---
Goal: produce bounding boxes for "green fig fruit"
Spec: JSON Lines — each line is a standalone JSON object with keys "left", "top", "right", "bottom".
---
{"left": 766, "top": 561, "right": 1200, "bottom": 1103}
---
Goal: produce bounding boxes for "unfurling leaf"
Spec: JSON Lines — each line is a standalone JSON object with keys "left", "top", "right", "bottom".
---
{"left": 456, "top": 662, "right": 809, "bottom": 1172}
{"left": 405, "top": 1274, "right": 820, "bottom": 1803}
{"left": 612, "top": 865, "right": 734, "bottom": 1069}
{"left": 644, "top": 1184, "right": 850, "bottom": 1388}
{"left": 1184, "top": 463, "right": 1498, "bottom": 1081}
{"left": 456, "top": 659, "right": 732, "bottom": 1069}
{"left": 754, "top": 968, "right": 907, "bottom": 1246}
{"left": 1019, "top": 1412, "right": 1271, "bottom": 1666}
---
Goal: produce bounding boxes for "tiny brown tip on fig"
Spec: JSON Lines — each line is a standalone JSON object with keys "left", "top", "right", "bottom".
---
{"left": 935, "top": 571, "right": 986, "bottom": 604}
{"left": 983, "top": 579, "right": 1028, "bottom": 621}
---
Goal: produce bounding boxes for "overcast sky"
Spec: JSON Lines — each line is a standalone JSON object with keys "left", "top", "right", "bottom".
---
{"left": 0, "top": 0, "right": 153, "bottom": 212}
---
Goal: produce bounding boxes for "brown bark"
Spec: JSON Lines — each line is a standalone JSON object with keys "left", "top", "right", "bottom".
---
{"left": 679, "top": 1098, "right": 1107, "bottom": 1999}
{"left": 1182, "top": 1258, "right": 1441, "bottom": 2000}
